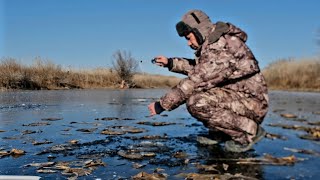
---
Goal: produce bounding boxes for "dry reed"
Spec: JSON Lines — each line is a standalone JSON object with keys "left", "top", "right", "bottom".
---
{"left": 262, "top": 58, "right": 320, "bottom": 91}
{"left": 133, "top": 73, "right": 180, "bottom": 88}
{"left": 0, "top": 57, "right": 179, "bottom": 90}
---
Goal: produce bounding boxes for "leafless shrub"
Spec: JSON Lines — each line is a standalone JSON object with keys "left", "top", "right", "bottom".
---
{"left": 112, "top": 50, "right": 138, "bottom": 88}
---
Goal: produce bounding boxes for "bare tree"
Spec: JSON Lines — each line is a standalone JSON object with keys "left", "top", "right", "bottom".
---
{"left": 112, "top": 50, "right": 138, "bottom": 88}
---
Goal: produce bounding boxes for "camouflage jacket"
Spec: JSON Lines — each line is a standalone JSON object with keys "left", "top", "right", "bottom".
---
{"left": 160, "top": 22, "right": 269, "bottom": 113}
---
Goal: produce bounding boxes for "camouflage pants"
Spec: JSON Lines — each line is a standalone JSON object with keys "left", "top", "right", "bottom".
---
{"left": 186, "top": 88, "right": 267, "bottom": 144}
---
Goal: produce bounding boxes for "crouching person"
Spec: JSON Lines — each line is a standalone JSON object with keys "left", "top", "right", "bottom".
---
{"left": 148, "top": 10, "right": 268, "bottom": 152}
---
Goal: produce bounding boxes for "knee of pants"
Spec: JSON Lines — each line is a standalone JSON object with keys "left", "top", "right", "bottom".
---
{"left": 186, "top": 93, "right": 211, "bottom": 120}
{"left": 186, "top": 93, "right": 200, "bottom": 114}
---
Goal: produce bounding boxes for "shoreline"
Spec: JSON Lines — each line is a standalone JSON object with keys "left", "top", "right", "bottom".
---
{"left": 1, "top": 57, "right": 319, "bottom": 93}
{"left": 1, "top": 87, "right": 320, "bottom": 93}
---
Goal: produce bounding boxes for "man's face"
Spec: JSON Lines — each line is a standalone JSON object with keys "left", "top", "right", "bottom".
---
{"left": 185, "top": 32, "right": 199, "bottom": 50}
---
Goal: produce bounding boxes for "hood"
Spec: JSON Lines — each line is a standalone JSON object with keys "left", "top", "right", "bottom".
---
{"left": 226, "top": 22, "right": 248, "bottom": 42}
{"left": 176, "top": 10, "right": 214, "bottom": 45}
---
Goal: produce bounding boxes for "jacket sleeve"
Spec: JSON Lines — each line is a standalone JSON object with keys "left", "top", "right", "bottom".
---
{"left": 167, "top": 57, "right": 196, "bottom": 76}
{"left": 160, "top": 34, "right": 260, "bottom": 111}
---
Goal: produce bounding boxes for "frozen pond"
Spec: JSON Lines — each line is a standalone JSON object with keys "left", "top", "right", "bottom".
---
{"left": 0, "top": 89, "right": 320, "bottom": 179}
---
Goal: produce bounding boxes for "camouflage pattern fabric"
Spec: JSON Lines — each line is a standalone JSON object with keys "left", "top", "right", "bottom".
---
{"left": 160, "top": 22, "right": 268, "bottom": 144}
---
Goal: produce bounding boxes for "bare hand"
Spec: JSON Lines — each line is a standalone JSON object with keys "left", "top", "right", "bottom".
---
{"left": 148, "top": 102, "right": 157, "bottom": 116}
{"left": 154, "top": 56, "right": 168, "bottom": 67}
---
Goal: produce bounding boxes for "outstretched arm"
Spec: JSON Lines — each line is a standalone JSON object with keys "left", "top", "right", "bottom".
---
{"left": 167, "top": 57, "right": 196, "bottom": 76}
{"left": 153, "top": 56, "right": 196, "bottom": 76}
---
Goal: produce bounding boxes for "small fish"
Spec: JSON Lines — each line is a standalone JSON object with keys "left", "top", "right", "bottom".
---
{"left": 151, "top": 58, "right": 157, "bottom": 64}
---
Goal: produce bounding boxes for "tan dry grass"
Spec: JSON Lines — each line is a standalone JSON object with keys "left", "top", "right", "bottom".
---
{"left": 0, "top": 58, "right": 179, "bottom": 90}
{"left": 262, "top": 58, "right": 320, "bottom": 91}
{"left": 133, "top": 73, "right": 180, "bottom": 88}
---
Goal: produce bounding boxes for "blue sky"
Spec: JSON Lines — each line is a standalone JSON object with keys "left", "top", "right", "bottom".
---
{"left": 1, "top": 0, "right": 319, "bottom": 76}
